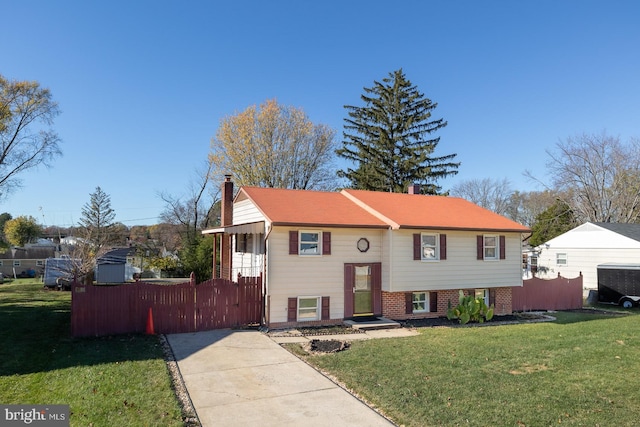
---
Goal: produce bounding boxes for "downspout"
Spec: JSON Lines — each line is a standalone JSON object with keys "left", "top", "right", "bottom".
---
{"left": 387, "top": 226, "right": 393, "bottom": 293}
{"left": 262, "top": 224, "right": 273, "bottom": 326}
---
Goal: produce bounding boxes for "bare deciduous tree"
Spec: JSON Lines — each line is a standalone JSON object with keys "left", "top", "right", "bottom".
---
{"left": 159, "top": 160, "right": 219, "bottom": 240}
{"left": 451, "top": 178, "right": 513, "bottom": 216}
{"left": 210, "top": 99, "right": 338, "bottom": 190}
{"left": 158, "top": 160, "right": 220, "bottom": 280}
{"left": 540, "top": 132, "right": 640, "bottom": 223}
{"left": 506, "top": 190, "right": 562, "bottom": 228}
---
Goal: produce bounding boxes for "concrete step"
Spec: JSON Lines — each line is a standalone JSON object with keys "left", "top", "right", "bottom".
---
{"left": 344, "top": 317, "right": 401, "bottom": 330}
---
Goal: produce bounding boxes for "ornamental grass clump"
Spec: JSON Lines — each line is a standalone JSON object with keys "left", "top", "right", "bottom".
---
{"left": 447, "top": 290, "right": 494, "bottom": 324}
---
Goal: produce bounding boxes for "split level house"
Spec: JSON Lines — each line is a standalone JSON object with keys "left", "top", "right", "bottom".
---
{"left": 203, "top": 177, "right": 531, "bottom": 328}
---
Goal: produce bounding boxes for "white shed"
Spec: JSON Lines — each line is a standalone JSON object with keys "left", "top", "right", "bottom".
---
{"left": 533, "top": 222, "right": 640, "bottom": 293}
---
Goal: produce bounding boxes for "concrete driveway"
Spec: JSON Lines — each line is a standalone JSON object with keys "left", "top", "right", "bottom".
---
{"left": 166, "top": 329, "right": 394, "bottom": 426}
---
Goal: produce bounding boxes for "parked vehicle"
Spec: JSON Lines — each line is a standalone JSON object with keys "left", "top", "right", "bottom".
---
{"left": 597, "top": 263, "right": 640, "bottom": 308}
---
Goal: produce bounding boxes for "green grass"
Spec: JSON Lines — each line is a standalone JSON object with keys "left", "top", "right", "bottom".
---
{"left": 0, "top": 279, "right": 184, "bottom": 426}
{"left": 300, "top": 310, "right": 640, "bottom": 427}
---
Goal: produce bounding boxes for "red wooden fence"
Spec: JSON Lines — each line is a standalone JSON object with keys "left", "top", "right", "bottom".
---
{"left": 512, "top": 273, "right": 583, "bottom": 311}
{"left": 71, "top": 275, "right": 262, "bottom": 337}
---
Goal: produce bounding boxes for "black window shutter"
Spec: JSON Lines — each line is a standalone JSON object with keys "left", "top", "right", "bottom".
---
{"left": 489, "top": 289, "right": 496, "bottom": 306}
{"left": 405, "top": 292, "right": 413, "bottom": 314}
{"left": 289, "top": 231, "right": 298, "bottom": 255}
{"left": 477, "top": 235, "right": 484, "bottom": 260}
{"left": 440, "top": 234, "right": 447, "bottom": 260}
{"left": 430, "top": 291, "right": 438, "bottom": 312}
{"left": 413, "top": 234, "right": 421, "bottom": 260}
{"left": 322, "top": 232, "right": 331, "bottom": 255}
{"left": 287, "top": 297, "right": 297, "bottom": 322}
{"left": 499, "top": 235, "right": 506, "bottom": 260}
{"left": 321, "top": 296, "right": 330, "bottom": 320}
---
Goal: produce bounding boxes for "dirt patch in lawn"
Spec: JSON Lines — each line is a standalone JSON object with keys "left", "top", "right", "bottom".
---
{"left": 306, "top": 339, "right": 350, "bottom": 354}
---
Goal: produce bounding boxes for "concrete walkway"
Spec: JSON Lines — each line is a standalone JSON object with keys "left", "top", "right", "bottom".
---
{"left": 166, "top": 329, "right": 406, "bottom": 426}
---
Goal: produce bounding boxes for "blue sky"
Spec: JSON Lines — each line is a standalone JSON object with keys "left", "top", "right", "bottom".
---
{"left": 2, "top": 0, "right": 639, "bottom": 227}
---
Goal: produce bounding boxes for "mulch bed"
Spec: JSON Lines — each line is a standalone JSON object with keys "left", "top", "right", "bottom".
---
{"left": 401, "top": 314, "right": 533, "bottom": 328}
{"left": 563, "top": 308, "right": 627, "bottom": 316}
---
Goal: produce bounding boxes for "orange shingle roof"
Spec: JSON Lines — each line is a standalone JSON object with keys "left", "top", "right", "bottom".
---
{"left": 238, "top": 186, "right": 530, "bottom": 232}
{"left": 239, "top": 187, "right": 389, "bottom": 228}
{"left": 342, "top": 189, "right": 530, "bottom": 232}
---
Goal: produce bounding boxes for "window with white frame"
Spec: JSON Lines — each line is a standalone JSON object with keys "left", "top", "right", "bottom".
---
{"left": 412, "top": 292, "right": 429, "bottom": 313}
{"left": 0, "top": 260, "right": 3, "bottom": 266}
{"left": 36, "top": 260, "right": 44, "bottom": 266}
{"left": 556, "top": 253, "right": 567, "bottom": 266}
{"left": 475, "top": 289, "right": 489, "bottom": 306}
{"left": 483, "top": 235, "right": 498, "bottom": 260}
{"left": 298, "top": 297, "right": 320, "bottom": 321}
{"left": 421, "top": 233, "right": 439, "bottom": 260}
{"left": 13, "top": 260, "right": 20, "bottom": 267}
{"left": 299, "top": 231, "right": 321, "bottom": 255}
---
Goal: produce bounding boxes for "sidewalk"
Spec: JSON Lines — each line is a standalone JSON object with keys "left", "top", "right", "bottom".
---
{"left": 269, "top": 327, "right": 419, "bottom": 344}
{"left": 166, "top": 328, "right": 415, "bottom": 426}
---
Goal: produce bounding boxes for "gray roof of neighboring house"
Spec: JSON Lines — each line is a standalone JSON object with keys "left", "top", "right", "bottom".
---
{"left": 0, "top": 247, "right": 56, "bottom": 260}
{"left": 594, "top": 222, "right": 640, "bottom": 243}
{"left": 97, "top": 247, "right": 137, "bottom": 265}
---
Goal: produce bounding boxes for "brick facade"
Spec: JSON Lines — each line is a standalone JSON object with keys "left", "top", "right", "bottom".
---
{"left": 491, "top": 287, "right": 513, "bottom": 316}
{"left": 268, "top": 287, "right": 514, "bottom": 329}
{"left": 382, "top": 287, "right": 513, "bottom": 321}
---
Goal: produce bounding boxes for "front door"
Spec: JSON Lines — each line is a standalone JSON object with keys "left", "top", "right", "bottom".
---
{"left": 344, "top": 263, "right": 381, "bottom": 318}
{"left": 353, "top": 265, "right": 372, "bottom": 315}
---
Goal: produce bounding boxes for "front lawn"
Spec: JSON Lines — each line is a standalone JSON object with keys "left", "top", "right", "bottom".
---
{"left": 298, "top": 311, "right": 640, "bottom": 426}
{"left": 0, "top": 279, "right": 184, "bottom": 426}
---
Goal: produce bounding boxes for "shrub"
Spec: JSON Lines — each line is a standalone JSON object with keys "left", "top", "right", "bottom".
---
{"left": 447, "top": 290, "right": 494, "bottom": 324}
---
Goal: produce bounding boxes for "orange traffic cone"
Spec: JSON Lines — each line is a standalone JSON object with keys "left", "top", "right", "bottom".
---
{"left": 146, "top": 307, "right": 155, "bottom": 335}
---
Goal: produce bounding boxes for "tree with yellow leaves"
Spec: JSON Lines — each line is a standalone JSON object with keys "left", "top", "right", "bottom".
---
{"left": 210, "top": 99, "right": 337, "bottom": 190}
{"left": 0, "top": 75, "right": 62, "bottom": 199}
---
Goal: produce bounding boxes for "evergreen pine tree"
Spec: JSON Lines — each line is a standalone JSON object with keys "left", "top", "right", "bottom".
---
{"left": 529, "top": 200, "right": 578, "bottom": 247}
{"left": 337, "top": 69, "right": 459, "bottom": 194}
{"left": 79, "top": 186, "right": 117, "bottom": 251}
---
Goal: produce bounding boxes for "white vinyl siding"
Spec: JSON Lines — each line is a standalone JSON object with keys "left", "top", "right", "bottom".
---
{"left": 233, "top": 199, "right": 267, "bottom": 224}
{"left": 384, "top": 230, "right": 523, "bottom": 293}
{"left": 229, "top": 199, "right": 268, "bottom": 278}
{"left": 537, "top": 247, "right": 640, "bottom": 292}
{"left": 533, "top": 222, "right": 640, "bottom": 292}
{"left": 266, "top": 227, "right": 384, "bottom": 324}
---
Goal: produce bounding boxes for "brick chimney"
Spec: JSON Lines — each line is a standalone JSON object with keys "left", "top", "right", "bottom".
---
{"left": 221, "top": 174, "right": 234, "bottom": 226}
{"left": 220, "top": 175, "right": 233, "bottom": 280}
{"left": 408, "top": 183, "right": 421, "bottom": 194}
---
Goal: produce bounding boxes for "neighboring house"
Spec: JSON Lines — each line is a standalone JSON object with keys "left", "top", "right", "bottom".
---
{"left": 0, "top": 243, "right": 56, "bottom": 278}
{"left": 532, "top": 222, "right": 640, "bottom": 294}
{"left": 203, "top": 178, "right": 530, "bottom": 328}
{"left": 95, "top": 247, "right": 140, "bottom": 283}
